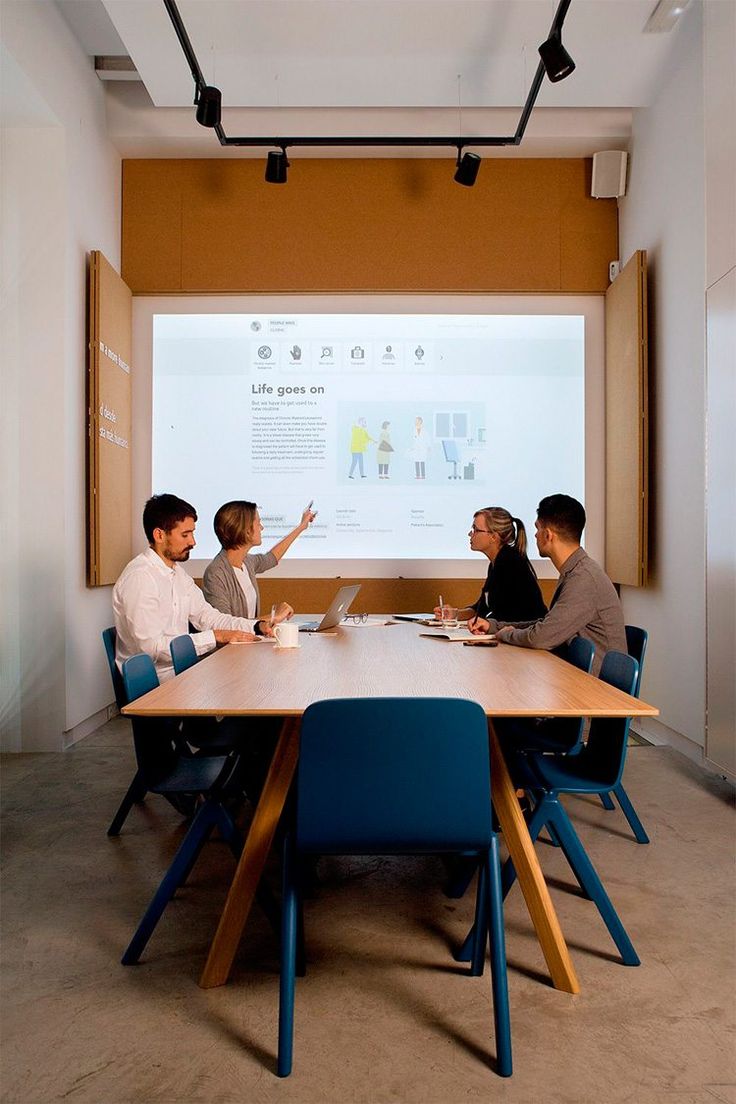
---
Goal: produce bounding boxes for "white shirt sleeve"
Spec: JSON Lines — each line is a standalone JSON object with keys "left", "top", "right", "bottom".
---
{"left": 184, "top": 573, "right": 258, "bottom": 638}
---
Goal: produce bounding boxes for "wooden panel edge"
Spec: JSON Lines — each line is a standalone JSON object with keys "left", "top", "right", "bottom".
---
{"left": 87, "top": 252, "right": 100, "bottom": 586}
{"left": 638, "top": 250, "right": 649, "bottom": 586}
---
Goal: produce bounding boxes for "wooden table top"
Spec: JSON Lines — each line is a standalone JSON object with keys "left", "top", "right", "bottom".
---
{"left": 122, "top": 622, "right": 658, "bottom": 720}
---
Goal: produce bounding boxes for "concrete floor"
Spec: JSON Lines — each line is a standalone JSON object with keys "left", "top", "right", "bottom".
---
{"left": 1, "top": 718, "right": 734, "bottom": 1104}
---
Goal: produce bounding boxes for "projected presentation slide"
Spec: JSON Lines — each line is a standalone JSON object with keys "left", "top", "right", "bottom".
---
{"left": 152, "top": 312, "right": 584, "bottom": 561}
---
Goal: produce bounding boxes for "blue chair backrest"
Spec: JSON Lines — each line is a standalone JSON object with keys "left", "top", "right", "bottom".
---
{"left": 566, "top": 636, "right": 595, "bottom": 675}
{"left": 170, "top": 634, "right": 199, "bottom": 676}
{"left": 102, "top": 626, "right": 127, "bottom": 710}
{"left": 122, "top": 653, "right": 159, "bottom": 703}
{"left": 582, "top": 651, "right": 639, "bottom": 787}
{"left": 296, "top": 698, "right": 493, "bottom": 855}
{"left": 122, "top": 654, "right": 179, "bottom": 780}
{"left": 624, "top": 625, "right": 648, "bottom": 698}
{"left": 541, "top": 636, "right": 596, "bottom": 752}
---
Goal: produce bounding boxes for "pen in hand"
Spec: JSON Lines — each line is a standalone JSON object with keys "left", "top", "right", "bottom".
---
{"left": 270, "top": 604, "right": 276, "bottom": 626}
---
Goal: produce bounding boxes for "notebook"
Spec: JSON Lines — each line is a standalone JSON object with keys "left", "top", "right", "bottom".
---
{"left": 420, "top": 627, "right": 498, "bottom": 644}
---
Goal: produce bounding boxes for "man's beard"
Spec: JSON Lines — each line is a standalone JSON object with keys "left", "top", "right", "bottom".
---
{"left": 165, "top": 545, "right": 191, "bottom": 562}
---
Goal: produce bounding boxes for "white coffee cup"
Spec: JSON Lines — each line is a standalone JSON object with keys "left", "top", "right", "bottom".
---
{"left": 274, "top": 621, "right": 300, "bottom": 649}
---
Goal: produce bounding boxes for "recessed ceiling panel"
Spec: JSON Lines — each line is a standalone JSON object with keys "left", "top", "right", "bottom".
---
{"left": 101, "top": 0, "right": 682, "bottom": 110}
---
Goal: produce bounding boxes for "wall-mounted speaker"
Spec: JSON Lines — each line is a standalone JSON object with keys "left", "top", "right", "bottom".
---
{"left": 591, "top": 151, "right": 628, "bottom": 198}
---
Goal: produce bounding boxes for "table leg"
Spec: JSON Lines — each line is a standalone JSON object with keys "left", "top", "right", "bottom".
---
{"left": 199, "top": 716, "right": 300, "bottom": 989}
{"left": 488, "top": 720, "right": 580, "bottom": 995}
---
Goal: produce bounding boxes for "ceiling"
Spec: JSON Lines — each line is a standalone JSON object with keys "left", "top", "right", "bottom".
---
{"left": 55, "top": 0, "right": 693, "bottom": 158}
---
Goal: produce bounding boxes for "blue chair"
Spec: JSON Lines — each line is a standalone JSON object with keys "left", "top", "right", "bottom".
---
{"left": 502, "top": 651, "right": 641, "bottom": 966}
{"left": 119, "top": 653, "right": 278, "bottom": 965}
{"left": 102, "top": 626, "right": 127, "bottom": 711}
{"left": 443, "top": 636, "right": 596, "bottom": 897}
{"left": 170, "top": 633, "right": 199, "bottom": 675}
{"left": 497, "top": 635, "right": 596, "bottom": 756}
{"left": 597, "top": 626, "right": 650, "bottom": 844}
{"left": 103, "top": 627, "right": 149, "bottom": 837}
{"left": 104, "top": 628, "right": 196, "bottom": 835}
{"left": 277, "top": 697, "right": 512, "bottom": 1079}
{"left": 169, "top": 635, "right": 270, "bottom": 763}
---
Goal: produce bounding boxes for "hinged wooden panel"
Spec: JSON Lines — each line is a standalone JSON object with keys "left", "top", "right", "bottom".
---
{"left": 87, "top": 252, "right": 133, "bottom": 586}
{"left": 604, "top": 250, "right": 648, "bottom": 586}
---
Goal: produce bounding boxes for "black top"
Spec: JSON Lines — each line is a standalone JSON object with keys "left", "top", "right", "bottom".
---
{"left": 471, "top": 544, "right": 547, "bottom": 623}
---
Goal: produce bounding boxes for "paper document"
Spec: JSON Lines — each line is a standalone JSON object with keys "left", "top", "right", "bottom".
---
{"left": 391, "top": 614, "right": 435, "bottom": 624}
{"left": 419, "top": 628, "right": 492, "bottom": 642}
{"left": 228, "top": 637, "right": 274, "bottom": 644}
{"left": 342, "top": 617, "right": 394, "bottom": 628}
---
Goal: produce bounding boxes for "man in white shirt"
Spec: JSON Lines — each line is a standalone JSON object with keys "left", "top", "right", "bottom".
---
{"left": 113, "top": 493, "right": 285, "bottom": 683}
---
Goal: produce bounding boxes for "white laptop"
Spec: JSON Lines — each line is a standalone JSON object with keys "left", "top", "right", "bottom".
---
{"left": 295, "top": 585, "right": 362, "bottom": 633}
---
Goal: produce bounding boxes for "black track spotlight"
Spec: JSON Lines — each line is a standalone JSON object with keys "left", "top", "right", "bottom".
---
{"left": 196, "top": 85, "right": 222, "bottom": 127}
{"left": 538, "top": 32, "right": 575, "bottom": 82}
{"left": 454, "top": 150, "right": 481, "bottom": 187}
{"left": 265, "top": 149, "right": 289, "bottom": 184}
{"left": 165, "top": 0, "right": 577, "bottom": 161}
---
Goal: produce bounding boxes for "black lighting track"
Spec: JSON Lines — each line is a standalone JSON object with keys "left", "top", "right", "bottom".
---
{"left": 163, "top": 0, "right": 573, "bottom": 152}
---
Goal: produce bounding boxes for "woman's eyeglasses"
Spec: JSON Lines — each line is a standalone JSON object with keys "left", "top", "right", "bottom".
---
{"left": 470, "top": 525, "right": 490, "bottom": 534}
{"left": 345, "top": 613, "right": 368, "bottom": 624}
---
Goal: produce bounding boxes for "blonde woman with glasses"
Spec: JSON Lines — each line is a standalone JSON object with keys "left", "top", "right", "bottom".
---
{"left": 434, "top": 507, "right": 546, "bottom": 623}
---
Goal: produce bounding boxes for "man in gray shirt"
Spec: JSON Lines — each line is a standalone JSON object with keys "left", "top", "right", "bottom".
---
{"left": 469, "top": 494, "right": 626, "bottom": 673}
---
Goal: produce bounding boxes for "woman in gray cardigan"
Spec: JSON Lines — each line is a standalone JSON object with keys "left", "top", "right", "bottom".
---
{"left": 203, "top": 500, "right": 316, "bottom": 619}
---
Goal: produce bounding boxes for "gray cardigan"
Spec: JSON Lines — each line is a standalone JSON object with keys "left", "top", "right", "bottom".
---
{"left": 202, "top": 547, "right": 278, "bottom": 618}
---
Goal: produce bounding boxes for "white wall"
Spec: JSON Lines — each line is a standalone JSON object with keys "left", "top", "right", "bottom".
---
{"left": 618, "top": 3, "right": 707, "bottom": 749}
{"left": 703, "top": 0, "right": 736, "bottom": 776}
{"left": 0, "top": 2, "right": 121, "bottom": 750}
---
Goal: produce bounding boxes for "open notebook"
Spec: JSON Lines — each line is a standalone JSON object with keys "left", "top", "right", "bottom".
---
{"left": 420, "top": 627, "right": 498, "bottom": 644}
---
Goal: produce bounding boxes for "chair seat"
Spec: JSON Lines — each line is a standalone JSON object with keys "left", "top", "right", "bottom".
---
{"left": 527, "top": 752, "right": 613, "bottom": 796}
{"left": 497, "top": 716, "right": 582, "bottom": 754}
{"left": 153, "top": 754, "right": 231, "bottom": 794}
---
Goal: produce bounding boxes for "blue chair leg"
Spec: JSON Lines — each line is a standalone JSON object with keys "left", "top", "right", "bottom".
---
{"left": 107, "top": 770, "right": 147, "bottom": 836}
{"left": 454, "top": 921, "right": 475, "bottom": 964}
{"left": 611, "top": 783, "right": 650, "bottom": 844}
{"left": 121, "top": 801, "right": 220, "bottom": 965}
{"left": 486, "top": 837, "right": 512, "bottom": 1077}
{"left": 599, "top": 792, "right": 616, "bottom": 810}
{"left": 469, "top": 858, "right": 487, "bottom": 977}
{"left": 214, "top": 804, "right": 283, "bottom": 939}
{"left": 500, "top": 799, "right": 547, "bottom": 899}
{"left": 530, "top": 796, "right": 591, "bottom": 901}
{"left": 546, "top": 803, "right": 640, "bottom": 966}
{"left": 278, "top": 835, "right": 298, "bottom": 1078}
{"left": 295, "top": 893, "right": 306, "bottom": 978}
{"left": 544, "top": 820, "right": 563, "bottom": 848}
{"left": 173, "top": 802, "right": 236, "bottom": 891}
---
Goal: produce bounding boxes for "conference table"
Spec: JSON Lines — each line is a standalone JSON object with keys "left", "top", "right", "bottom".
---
{"left": 123, "top": 621, "right": 658, "bottom": 996}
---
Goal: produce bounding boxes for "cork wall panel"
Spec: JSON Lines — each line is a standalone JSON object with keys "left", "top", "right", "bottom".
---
{"left": 122, "top": 161, "right": 185, "bottom": 292}
{"left": 559, "top": 160, "right": 618, "bottom": 290}
{"left": 122, "top": 158, "right": 616, "bottom": 295}
{"left": 240, "top": 576, "right": 558, "bottom": 616}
